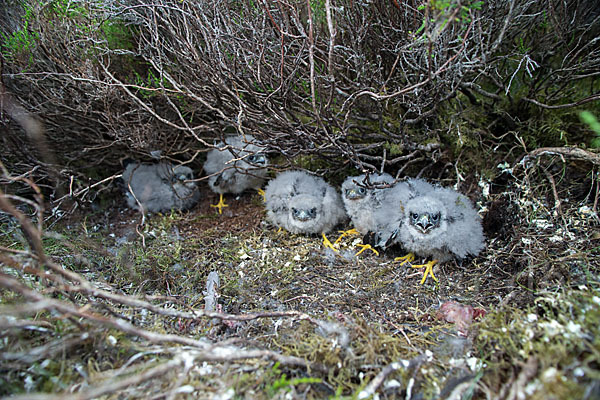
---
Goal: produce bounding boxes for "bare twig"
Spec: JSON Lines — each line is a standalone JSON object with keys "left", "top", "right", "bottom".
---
{"left": 357, "top": 353, "right": 431, "bottom": 399}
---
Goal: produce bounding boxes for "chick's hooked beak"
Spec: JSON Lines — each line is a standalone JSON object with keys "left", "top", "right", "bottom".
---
{"left": 412, "top": 212, "right": 440, "bottom": 234}
{"left": 345, "top": 187, "right": 366, "bottom": 200}
{"left": 292, "top": 207, "right": 317, "bottom": 221}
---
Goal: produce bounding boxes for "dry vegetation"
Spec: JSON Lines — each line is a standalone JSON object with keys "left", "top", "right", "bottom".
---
{"left": 1, "top": 0, "right": 600, "bottom": 399}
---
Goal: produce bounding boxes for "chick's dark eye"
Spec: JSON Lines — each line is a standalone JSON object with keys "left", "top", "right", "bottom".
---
{"left": 358, "top": 187, "right": 367, "bottom": 194}
{"left": 292, "top": 208, "right": 299, "bottom": 216}
{"left": 411, "top": 213, "right": 419, "bottom": 220}
{"left": 431, "top": 213, "right": 440, "bottom": 222}
{"left": 249, "top": 154, "right": 266, "bottom": 164}
{"left": 309, "top": 208, "right": 317, "bottom": 217}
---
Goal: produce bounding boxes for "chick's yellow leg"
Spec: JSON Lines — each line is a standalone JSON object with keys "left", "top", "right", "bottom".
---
{"left": 257, "top": 188, "right": 266, "bottom": 202}
{"left": 410, "top": 259, "right": 439, "bottom": 285}
{"left": 354, "top": 243, "right": 379, "bottom": 257}
{"left": 210, "top": 193, "right": 228, "bottom": 214}
{"left": 322, "top": 233, "right": 338, "bottom": 252}
{"left": 394, "top": 253, "right": 415, "bottom": 265}
{"left": 334, "top": 228, "right": 359, "bottom": 245}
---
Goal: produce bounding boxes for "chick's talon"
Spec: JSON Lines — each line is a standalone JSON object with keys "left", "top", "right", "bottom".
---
{"left": 410, "top": 259, "right": 439, "bottom": 285}
{"left": 334, "top": 228, "right": 359, "bottom": 244}
{"left": 322, "top": 233, "right": 338, "bottom": 252}
{"left": 210, "top": 194, "right": 228, "bottom": 214}
{"left": 354, "top": 243, "right": 379, "bottom": 257}
{"left": 394, "top": 253, "right": 415, "bottom": 265}
{"left": 257, "top": 188, "right": 266, "bottom": 202}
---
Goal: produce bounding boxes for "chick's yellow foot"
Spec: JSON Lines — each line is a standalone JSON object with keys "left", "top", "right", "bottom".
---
{"left": 257, "top": 188, "right": 266, "bottom": 202}
{"left": 410, "top": 259, "right": 439, "bottom": 285}
{"left": 355, "top": 243, "right": 379, "bottom": 257}
{"left": 394, "top": 253, "right": 415, "bottom": 265}
{"left": 322, "top": 233, "right": 338, "bottom": 252}
{"left": 210, "top": 194, "right": 228, "bottom": 214}
{"left": 334, "top": 228, "right": 359, "bottom": 245}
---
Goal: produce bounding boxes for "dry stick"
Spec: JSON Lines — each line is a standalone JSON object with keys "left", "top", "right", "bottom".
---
{"left": 357, "top": 353, "right": 430, "bottom": 399}
{"left": 98, "top": 62, "right": 214, "bottom": 147}
{"left": 121, "top": 163, "right": 148, "bottom": 245}
{"left": 0, "top": 191, "right": 45, "bottom": 260}
{"left": 593, "top": 168, "right": 599, "bottom": 214}
{"left": 261, "top": 0, "right": 285, "bottom": 93}
{"left": 324, "top": 0, "right": 336, "bottom": 109}
{"left": 1, "top": 333, "right": 90, "bottom": 364}
{"left": 0, "top": 272, "right": 208, "bottom": 348}
{"left": 521, "top": 146, "right": 600, "bottom": 167}
{"left": 0, "top": 273, "right": 317, "bottom": 371}
{"left": 1, "top": 190, "right": 309, "bottom": 324}
{"left": 341, "top": 15, "right": 474, "bottom": 127}
{"left": 296, "top": 0, "right": 347, "bottom": 159}
{"left": 522, "top": 93, "right": 600, "bottom": 109}
{"left": 0, "top": 82, "right": 62, "bottom": 197}
{"left": 541, "top": 167, "right": 564, "bottom": 219}
{"left": 305, "top": 0, "right": 318, "bottom": 118}
{"left": 0, "top": 190, "right": 336, "bottom": 330}
{"left": 51, "top": 172, "right": 121, "bottom": 203}
{"left": 3, "top": 357, "right": 183, "bottom": 400}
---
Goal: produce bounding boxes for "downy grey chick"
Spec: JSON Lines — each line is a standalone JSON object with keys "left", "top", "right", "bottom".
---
{"left": 380, "top": 179, "right": 485, "bottom": 284}
{"left": 340, "top": 172, "right": 395, "bottom": 255}
{"left": 122, "top": 162, "right": 200, "bottom": 213}
{"left": 341, "top": 172, "right": 395, "bottom": 235}
{"left": 203, "top": 134, "right": 268, "bottom": 214}
{"left": 373, "top": 178, "right": 433, "bottom": 250}
{"left": 264, "top": 170, "right": 347, "bottom": 250}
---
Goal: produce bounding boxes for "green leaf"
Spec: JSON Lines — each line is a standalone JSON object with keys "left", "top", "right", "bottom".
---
{"left": 579, "top": 111, "right": 600, "bottom": 135}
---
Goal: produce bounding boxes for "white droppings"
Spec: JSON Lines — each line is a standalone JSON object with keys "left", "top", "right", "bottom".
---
{"left": 425, "top": 349, "right": 433, "bottom": 361}
{"left": 466, "top": 357, "right": 480, "bottom": 371}
{"left": 384, "top": 379, "right": 401, "bottom": 389}
{"left": 175, "top": 385, "right": 195, "bottom": 394}
{"left": 542, "top": 367, "right": 558, "bottom": 382}
{"left": 548, "top": 235, "right": 563, "bottom": 243}
{"left": 196, "top": 362, "right": 213, "bottom": 376}
{"left": 566, "top": 321, "right": 582, "bottom": 336}
{"left": 540, "top": 320, "right": 562, "bottom": 338}
{"left": 533, "top": 219, "right": 553, "bottom": 229}
{"left": 180, "top": 350, "right": 196, "bottom": 370}
{"left": 478, "top": 179, "right": 490, "bottom": 198}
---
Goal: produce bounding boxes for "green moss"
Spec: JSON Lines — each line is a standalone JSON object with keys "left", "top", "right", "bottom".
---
{"left": 1, "top": 2, "right": 39, "bottom": 65}
{"left": 101, "top": 20, "right": 136, "bottom": 51}
{"left": 476, "top": 288, "right": 600, "bottom": 395}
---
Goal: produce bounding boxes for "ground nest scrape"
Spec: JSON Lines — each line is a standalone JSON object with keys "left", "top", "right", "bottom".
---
{"left": 1, "top": 167, "right": 599, "bottom": 399}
